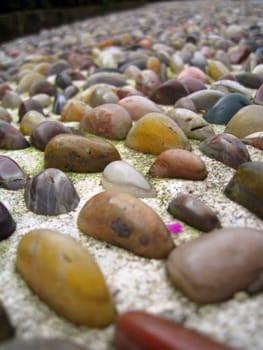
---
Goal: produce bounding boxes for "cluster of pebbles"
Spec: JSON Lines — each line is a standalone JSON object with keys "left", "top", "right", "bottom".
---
{"left": 0, "top": 1, "right": 263, "bottom": 349}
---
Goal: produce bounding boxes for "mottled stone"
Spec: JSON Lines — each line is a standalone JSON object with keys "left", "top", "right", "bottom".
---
{"left": 89, "top": 86, "right": 119, "bottom": 107}
{"left": 16, "top": 229, "right": 115, "bottom": 327}
{"left": 101, "top": 160, "right": 156, "bottom": 198}
{"left": 204, "top": 93, "right": 252, "bottom": 125}
{"left": 225, "top": 105, "right": 263, "bottom": 138}
{"left": 224, "top": 161, "right": 263, "bottom": 219}
{"left": 24, "top": 168, "right": 79, "bottom": 215}
{"left": 168, "top": 108, "right": 214, "bottom": 140}
{"left": 200, "top": 133, "right": 250, "bottom": 169}
{"left": 44, "top": 134, "right": 121, "bottom": 172}
{"left": 168, "top": 193, "right": 221, "bottom": 232}
{"left": 125, "top": 113, "right": 191, "bottom": 155}
{"left": 80, "top": 103, "right": 132, "bottom": 140}
{"left": 167, "top": 227, "right": 263, "bottom": 303}
{"left": 78, "top": 191, "right": 174, "bottom": 259}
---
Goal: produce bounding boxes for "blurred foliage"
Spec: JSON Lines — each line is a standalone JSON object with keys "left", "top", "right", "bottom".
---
{"left": 1, "top": 0, "right": 147, "bottom": 13}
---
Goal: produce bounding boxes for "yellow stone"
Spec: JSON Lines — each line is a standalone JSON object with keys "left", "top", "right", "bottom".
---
{"left": 207, "top": 59, "right": 229, "bottom": 80}
{"left": 16, "top": 229, "right": 116, "bottom": 327}
{"left": 125, "top": 112, "right": 191, "bottom": 155}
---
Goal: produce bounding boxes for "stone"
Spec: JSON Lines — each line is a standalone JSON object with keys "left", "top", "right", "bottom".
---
{"left": 30, "top": 120, "right": 72, "bottom": 151}
{"left": 0, "top": 301, "right": 15, "bottom": 342}
{"left": 203, "top": 93, "right": 252, "bottom": 125}
{"left": 18, "top": 99, "right": 44, "bottom": 122}
{"left": 0, "top": 202, "right": 16, "bottom": 240}
{"left": 180, "top": 90, "right": 225, "bottom": 112}
{"left": 125, "top": 113, "right": 191, "bottom": 155}
{"left": 24, "top": 168, "right": 80, "bottom": 215}
{"left": 199, "top": 133, "right": 251, "bottom": 169}
{"left": 167, "top": 227, "right": 263, "bottom": 304}
{"left": 0, "top": 155, "right": 27, "bottom": 190}
{"left": 1, "top": 91, "right": 22, "bottom": 110}
{"left": 149, "top": 149, "right": 207, "bottom": 180}
{"left": 80, "top": 103, "right": 132, "bottom": 140}
{"left": 61, "top": 100, "right": 92, "bottom": 122}
{"left": 225, "top": 105, "right": 263, "bottom": 138}
{"left": 118, "top": 95, "right": 161, "bottom": 121}
{"left": 224, "top": 161, "right": 263, "bottom": 220}
{"left": 206, "top": 60, "right": 230, "bottom": 80}
{"left": 16, "top": 72, "right": 44, "bottom": 94}
{"left": 16, "top": 229, "right": 116, "bottom": 327}
{"left": 29, "top": 78, "right": 57, "bottom": 97}
{"left": 44, "top": 134, "right": 121, "bottom": 172}
{"left": 150, "top": 79, "right": 188, "bottom": 105}
{"left": 78, "top": 191, "right": 174, "bottom": 259}
{"left": 101, "top": 160, "right": 156, "bottom": 198}
{"left": 19, "top": 111, "right": 46, "bottom": 136}
{"left": 88, "top": 86, "right": 119, "bottom": 107}
{"left": 168, "top": 108, "right": 214, "bottom": 140}
{"left": 115, "top": 310, "right": 236, "bottom": 350}
{"left": 0, "top": 108, "right": 12, "bottom": 123}
{"left": 0, "top": 120, "right": 30, "bottom": 150}
{"left": 168, "top": 193, "right": 221, "bottom": 232}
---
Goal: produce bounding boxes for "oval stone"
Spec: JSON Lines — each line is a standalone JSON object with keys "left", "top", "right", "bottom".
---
{"left": 199, "top": 133, "right": 251, "bottom": 169}
{"left": 150, "top": 79, "right": 188, "bottom": 105}
{"left": 168, "top": 193, "right": 221, "bottom": 232}
{"left": 19, "top": 111, "right": 46, "bottom": 136}
{"left": 16, "top": 229, "right": 116, "bottom": 327}
{"left": 101, "top": 160, "right": 156, "bottom": 198}
{"left": 125, "top": 113, "right": 191, "bottom": 155}
{"left": 225, "top": 105, "right": 263, "bottom": 138}
{"left": 0, "top": 121, "right": 30, "bottom": 150}
{"left": 149, "top": 149, "right": 207, "bottom": 180}
{"left": 80, "top": 103, "right": 132, "bottom": 140}
{"left": 224, "top": 161, "right": 263, "bottom": 219}
{"left": 118, "top": 95, "right": 161, "bottom": 121}
{"left": 61, "top": 100, "right": 92, "bottom": 122}
{"left": 44, "top": 134, "right": 121, "bottom": 172}
{"left": 77, "top": 191, "right": 174, "bottom": 259}
{"left": 168, "top": 108, "right": 214, "bottom": 141}
{"left": 115, "top": 310, "right": 236, "bottom": 350}
{"left": 167, "top": 227, "right": 263, "bottom": 304}
{"left": 203, "top": 93, "right": 252, "bottom": 125}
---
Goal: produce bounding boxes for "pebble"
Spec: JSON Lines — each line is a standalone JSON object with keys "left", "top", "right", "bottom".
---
{"left": 101, "top": 160, "right": 156, "bottom": 198}
{"left": 16, "top": 72, "right": 44, "bottom": 94}
{"left": 61, "top": 100, "right": 92, "bottom": 122}
{"left": 224, "top": 161, "right": 263, "bottom": 220}
{"left": 52, "top": 92, "right": 67, "bottom": 115}
{"left": 199, "top": 133, "right": 251, "bottom": 169}
{"left": 115, "top": 310, "right": 236, "bottom": 350}
{"left": 1, "top": 91, "right": 22, "bottom": 110}
{"left": 31, "top": 93, "right": 51, "bottom": 108}
{"left": 16, "top": 229, "right": 116, "bottom": 326}
{"left": 44, "top": 134, "right": 121, "bottom": 172}
{"left": 29, "top": 78, "right": 57, "bottom": 97}
{"left": 118, "top": 95, "right": 161, "bottom": 120}
{"left": 30, "top": 120, "right": 72, "bottom": 151}
{"left": 167, "top": 227, "right": 263, "bottom": 304}
{"left": 88, "top": 85, "right": 119, "bottom": 107}
{"left": 0, "top": 201, "right": 16, "bottom": 240}
{"left": 225, "top": 105, "right": 263, "bottom": 138}
{"left": 150, "top": 79, "right": 188, "bottom": 105}
{"left": 19, "top": 110, "right": 46, "bottom": 136}
{"left": 80, "top": 103, "right": 132, "bottom": 140}
{"left": 77, "top": 191, "right": 174, "bottom": 259}
{"left": 0, "top": 300, "right": 15, "bottom": 341}
{"left": 168, "top": 108, "right": 214, "bottom": 140}
{"left": 0, "top": 120, "right": 30, "bottom": 150}
{"left": 125, "top": 113, "right": 191, "bottom": 155}
{"left": 255, "top": 83, "right": 263, "bottom": 104}
{"left": 149, "top": 149, "right": 207, "bottom": 180}
{"left": 168, "top": 193, "right": 221, "bottom": 232}
{"left": 0, "top": 108, "right": 12, "bottom": 123}
{"left": 18, "top": 98, "right": 44, "bottom": 122}
{"left": 203, "top": 93, "right": 252, "bottom": 125}
{"left": 0, "top": 155, "right": 27, "bottom": 190}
